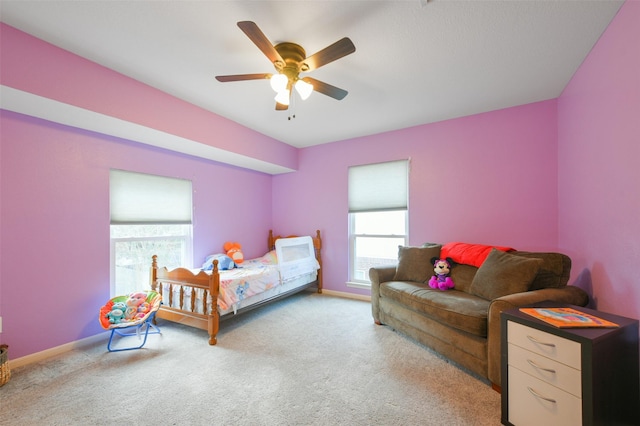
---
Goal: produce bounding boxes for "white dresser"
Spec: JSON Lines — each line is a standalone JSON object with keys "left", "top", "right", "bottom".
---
{"left": 500, "top": 303, "right": 639, "bottom": 426}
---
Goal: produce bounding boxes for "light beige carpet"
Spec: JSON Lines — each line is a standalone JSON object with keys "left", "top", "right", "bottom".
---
{"left": 1, "top": 292, "right": 501, "bottom": 425}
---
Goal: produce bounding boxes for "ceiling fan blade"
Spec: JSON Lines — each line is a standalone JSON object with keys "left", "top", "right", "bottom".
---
{"left": 302, "top": 77, "right": 348, "bottom": 100}
{"left": 303, "top": 37, "right": 355, "bottom": 72}
{"left": 275, "top": 102, "right": 288, "bottom": 111}
{"left": 237, "top": 21, "right": 285, "bottom": 66}
{"left": 215, "top": 73, "right": 271, "bottom": 82}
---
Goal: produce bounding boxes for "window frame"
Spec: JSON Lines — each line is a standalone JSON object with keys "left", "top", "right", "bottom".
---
{"left": 347, "top": 211, "right": 408, "bottom": 288}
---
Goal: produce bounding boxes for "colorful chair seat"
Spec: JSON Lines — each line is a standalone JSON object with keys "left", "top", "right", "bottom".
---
{"left": 99, "top": 291, "right": 162, "bottom": 352}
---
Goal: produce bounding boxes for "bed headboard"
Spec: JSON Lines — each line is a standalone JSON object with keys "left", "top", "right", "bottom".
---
{"left": 268, "top": 229, "right": 322, "bottom": 261}
{"left": 268, "top": 230, "right": 323, "bottom": 293}
{"left": 275, "top": 236, "right": 318, "bottom": 281}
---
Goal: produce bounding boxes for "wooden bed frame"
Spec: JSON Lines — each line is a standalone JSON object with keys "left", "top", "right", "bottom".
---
{"left": 150, "top": 230, "right": 322, "bottom": 345}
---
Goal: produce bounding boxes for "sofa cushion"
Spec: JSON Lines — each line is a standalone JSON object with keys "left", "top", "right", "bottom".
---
{"left": 380, "top": 281, "right": 491, "bottom": 337}
{"left": 449, "top": 263, "right": 478, "bottom": 293}
{"left": 469, "top": 249, "right": 543, "bottom": 300}
{"left": 511, "top": 251, "right": 571, "bottom": 290}
{"left": 393, "top": 245, "right": 441, "bottom": 283}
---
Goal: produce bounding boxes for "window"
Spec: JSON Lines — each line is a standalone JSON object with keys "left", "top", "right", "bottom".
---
{"left": 348, "top": 160, "right": 409, "bottom": 286}
{"left": 110, "top": 170, "right": 193, "bottom": 296}
{"left": 110, "top": 224, "right": 192, "bottom": 296}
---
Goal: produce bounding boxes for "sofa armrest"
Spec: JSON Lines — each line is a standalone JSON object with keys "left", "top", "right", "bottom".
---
{"left": 486, "top": 285, "right": 589, "bottom": 386}
{"left": 369, "top": 266, "right": 397, "bottom": 324}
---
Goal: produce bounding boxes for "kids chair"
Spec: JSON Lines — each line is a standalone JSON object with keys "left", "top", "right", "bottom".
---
{"left": 99, "top": 290, "right": 162, "bottom": 352}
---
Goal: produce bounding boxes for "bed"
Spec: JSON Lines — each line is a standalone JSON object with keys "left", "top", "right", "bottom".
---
{"left": 150, "top": 230, "right": 322, "bottom": 345}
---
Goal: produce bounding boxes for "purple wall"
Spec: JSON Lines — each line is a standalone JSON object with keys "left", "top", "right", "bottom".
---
{"left": 558, "top": 0, "right": 640, "bottom": 321}
{"left": 0, "top": 111, "right": 273, "bottom": 359}
{"left": 0, "top": 24, "right": 283, "bottom": 359}
{"left": 273, "top": 100, "right": 560, "bottom": 296}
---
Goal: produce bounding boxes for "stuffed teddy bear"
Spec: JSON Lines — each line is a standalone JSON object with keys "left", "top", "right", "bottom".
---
{"left": 106, "top": 301, "right": 127, "bottom": 324}
{"left": 224, "top": 242, "right": 244, "bottom": 265}
{"left": 428, "top": 257, "right": 455, "bottom": 291}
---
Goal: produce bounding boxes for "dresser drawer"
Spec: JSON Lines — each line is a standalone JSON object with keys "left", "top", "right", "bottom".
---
{"left": 508, "top": 343, "right": 581, "bottom": 397}
{"left": 507, "top": 321, "right": 581, "bottom": 368}
{"left": 508, "top": 365, "right": 582, "bottom": 426}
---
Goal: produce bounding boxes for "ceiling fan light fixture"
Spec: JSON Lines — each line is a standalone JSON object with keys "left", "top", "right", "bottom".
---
{"left": 270, "top": 73, "right": 288, "bottom": 93}
{"left": 274, "top": 89, "right": 290, "bottom": 106}
{"left": 295, "top": 79, "right": 313, "bottom": 100}
{"left": 215, "top": 22, "right": 356, "bottom": 110}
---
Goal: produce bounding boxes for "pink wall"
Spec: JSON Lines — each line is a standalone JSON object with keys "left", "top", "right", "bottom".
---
{"left": 0, "top": 24, "right": 293, "bottom": 358}
{"left": 0, "top": 21, "right": 286, "bottom": 359}
{"left": 0, "top": 23, "right": 297, "bottom": 170}
{"left": 273, "top": 100, "right": 560, "bottom": 296}
{"left": 0, "top": 111, "right": 273, "bottom": 358}
{"left": 558, "top": 1, "right": 640, "bottom": 320}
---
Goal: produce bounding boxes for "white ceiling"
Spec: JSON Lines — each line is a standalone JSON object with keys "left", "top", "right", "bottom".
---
{"left": 0, "top": 0, "right": 624, "bottom": 149}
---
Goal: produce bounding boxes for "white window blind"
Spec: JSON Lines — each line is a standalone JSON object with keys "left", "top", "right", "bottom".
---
{"left": 110, "top": 170, "right": 192, "bottom": 224}
{"left": 348, "top": 159, "right": 409, "bottom": 213}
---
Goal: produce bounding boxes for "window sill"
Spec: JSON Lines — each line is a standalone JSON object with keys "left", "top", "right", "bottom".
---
{"left": 346, "top": 281, "right": 371, "bottom": 290}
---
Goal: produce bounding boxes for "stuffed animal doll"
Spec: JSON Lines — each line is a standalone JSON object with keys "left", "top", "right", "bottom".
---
{"left": 125, "top": 292, "right": 148, "bottom": 320}
{"left": 106, "top": 301, "right": 127, "bottom": 324}
{"left": 202, "top": 254, "right": 235, "bottom": 271}
{"left": 134, "top": 301, "right": 151, "bottom": 319}
{"left": 428, "top": 257, "right": 455, "bottom": 291}
{"left": 224, "top": 242, "right": 244, "bottom": 265}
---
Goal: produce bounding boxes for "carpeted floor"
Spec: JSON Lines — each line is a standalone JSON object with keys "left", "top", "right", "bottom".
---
{"left": 1, "top": 292, "right": 501, "bottom": 425}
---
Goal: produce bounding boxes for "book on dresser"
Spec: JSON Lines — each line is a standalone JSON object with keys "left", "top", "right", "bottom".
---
{"left": 519, "top": 307, "right": 619, "bottom": 328}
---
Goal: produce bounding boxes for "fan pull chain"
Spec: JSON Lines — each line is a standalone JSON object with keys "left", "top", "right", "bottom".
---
{"left": 288, "top": 96, "right": 296, "bottom": 120}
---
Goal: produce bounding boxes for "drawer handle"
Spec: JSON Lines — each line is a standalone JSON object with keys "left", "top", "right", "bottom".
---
{"left": 527, "top": 359, "right": 557, "bottom": 374}
{"left": 527, "top": 386, "right": 557, "bottom": 404}
{"left": 526, "top": 335, "right": 556, "bottom": 348}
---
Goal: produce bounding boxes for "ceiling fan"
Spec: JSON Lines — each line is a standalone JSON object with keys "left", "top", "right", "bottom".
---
{"left": 215, "top": 21, "right": 356, "bottom": 111}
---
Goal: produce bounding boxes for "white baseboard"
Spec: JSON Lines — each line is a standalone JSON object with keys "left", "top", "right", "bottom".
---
{"left": 321, "top": 289, "right": 371, "bottom": 302}
{"left": 8, "top": 331, "right": 109, "bottom": 369}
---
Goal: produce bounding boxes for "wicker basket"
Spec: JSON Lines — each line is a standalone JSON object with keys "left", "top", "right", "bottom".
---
{"left": 0, "top": 344, "right": 10, "bottom": 387}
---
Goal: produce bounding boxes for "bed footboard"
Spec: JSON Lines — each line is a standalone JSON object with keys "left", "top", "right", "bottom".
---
{"left": 151, "top": 255, "right": 221, "bottom": 345}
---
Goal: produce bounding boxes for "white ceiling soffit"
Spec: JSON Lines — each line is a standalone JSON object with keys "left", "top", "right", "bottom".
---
{"left": 1, "top": 86, "right": 295, "bottom": 175}
{"left": 0, "top": 0, "right": 625, "bottom": 149}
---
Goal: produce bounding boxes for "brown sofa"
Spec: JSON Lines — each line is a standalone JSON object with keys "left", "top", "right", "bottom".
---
{"left": 369, "top": 243, "right": 589, "bottom": 388}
